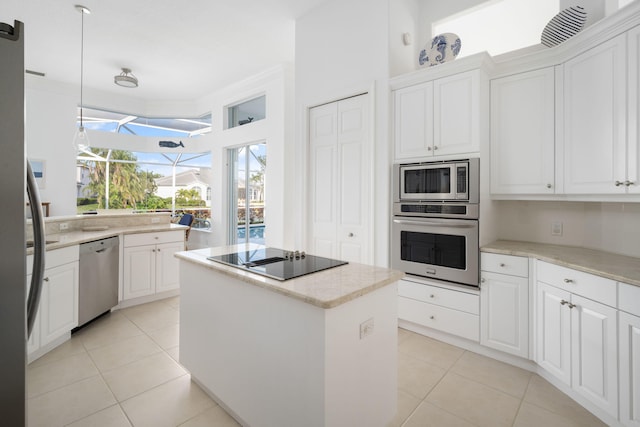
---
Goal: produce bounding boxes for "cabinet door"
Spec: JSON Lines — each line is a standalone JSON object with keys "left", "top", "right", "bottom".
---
{"left": 490, "top": 68, "right": 555, "bottom": 194}
{"left": 123, "top": 245, "right": 156, "bottom": 299}
{"left": 434, "top": 70, "right": 481, "bottom": 156}
{"left": 39, "top": 262, "right": 78, "bottom": 346}
{"left": 628, "top": 26, "right": 640, "bottom": 194}
{"left": 155, "top": 242, "right": 183, "bottom": 293}
{"left": 536, "top": 282, "right": 571, "bottom": 385}
{"left": 570, "top": 294, "right": 618, "bottom": 418}
{"left": 480, "top": 272, "right": 529, "bottom": 358}
{"left": 620, "top": 311, "right": 640, "bottom": 426}
{"left": 394, "top": 82, "right": 433, "bottom": 160}
{"left": 562, "top": 34, "right": 627, "bottom": 194}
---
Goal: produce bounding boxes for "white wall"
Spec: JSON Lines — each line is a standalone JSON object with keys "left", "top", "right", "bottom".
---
{"left": 295, "top": 0, "right": 390, "bottom": 266}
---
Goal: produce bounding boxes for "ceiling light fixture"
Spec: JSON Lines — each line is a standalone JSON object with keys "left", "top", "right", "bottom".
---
{"left": 114, "top": 68, "right": 138, "bottom": 88}
{"left": 73, "top": 4, "right": 91, "bottom": 152}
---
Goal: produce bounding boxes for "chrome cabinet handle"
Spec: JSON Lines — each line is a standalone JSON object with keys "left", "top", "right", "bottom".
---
{"left": 499, "top": 263, "right": 506, "bottom": 267}
{"left": 427, "top": 146, "right": 432, "bottom": 151}
{"left": 348, "top": 233, "right": 354, "bottom": 237}
{"left": 433, "top": 146, "right": 438, "bottom": 150}
{"left": 429, "top": 315, "right": 435, "bottom": 320}
{"left": 615, "top": 180, "right": 624, "bottom": 187}
{"left": 568, "top": 303, "right": 576, "bottom": 309}
{"left": 625, "top": 180, "right": 635, "bottom": 186}
{"left": 429, "top": 294, "right": 435, "bottom": 298}
{"left": 564, "top": 278, "right": 573, "bottom": 283}
{"left": 547, "top": 183, "right": 552, "bottom": 189}
{"left": 481, "top": 278, "right": 486, "bottom": 283}
{"left": 43, "top": 277, "right": 49, "bottom": 282}
{"left": 560, "top": 299, "right": 568, "bottom": 305}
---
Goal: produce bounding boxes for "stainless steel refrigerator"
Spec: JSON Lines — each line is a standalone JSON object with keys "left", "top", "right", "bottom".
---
{"left": 0, "top": 20, "right": 46, "bottom": 426}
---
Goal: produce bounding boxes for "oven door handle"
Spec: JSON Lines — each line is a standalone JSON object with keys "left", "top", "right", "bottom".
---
{"left": 392, "top": 218, "right": 477, "bottom": 228}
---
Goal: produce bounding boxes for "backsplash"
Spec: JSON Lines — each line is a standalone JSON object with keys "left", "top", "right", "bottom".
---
{"left": 495, "top": 201, "right": 640, "bottom": 258}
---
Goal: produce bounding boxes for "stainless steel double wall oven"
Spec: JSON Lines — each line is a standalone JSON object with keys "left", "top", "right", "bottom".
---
{"left": 392, "top": 158, "right": 480, "bottom": 287}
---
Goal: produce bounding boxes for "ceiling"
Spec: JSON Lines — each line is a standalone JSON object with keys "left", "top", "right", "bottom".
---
{"left": 2, "top": 0, "right": 330, "bottom": 101}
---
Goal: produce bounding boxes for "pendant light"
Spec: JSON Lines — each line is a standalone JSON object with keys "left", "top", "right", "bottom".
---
{"left": 73, "top": 5, "right": 91, "bottom": 152}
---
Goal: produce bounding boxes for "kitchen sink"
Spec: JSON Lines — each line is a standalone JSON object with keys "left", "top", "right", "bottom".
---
{"left": 26, "top": 239, "right": 59, "bottom": 248}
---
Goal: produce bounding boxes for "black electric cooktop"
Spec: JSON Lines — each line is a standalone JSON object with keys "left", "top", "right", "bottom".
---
{"left": 207, "top": 247, "right": 348, "bottom": 281}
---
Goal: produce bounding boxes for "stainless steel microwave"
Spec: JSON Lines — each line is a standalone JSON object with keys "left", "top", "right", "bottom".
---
{"left": 393, "top": 158, "right": 479, "bottom": 203}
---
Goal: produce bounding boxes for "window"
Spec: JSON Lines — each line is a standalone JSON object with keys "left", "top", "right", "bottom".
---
{"left": 226, "top": 95, "right": 266, "bottom": 129}
{"left": 78, "top": 107, "right": 211, "bottom": 137}
{"left": 77, "top": 148, "right": 212, "bottom": 229}
{"left": 432, "top": 0, "right": 559, "bottom": 57}
{"left": 228, "top": 143, "right": 266, "bottom": 245}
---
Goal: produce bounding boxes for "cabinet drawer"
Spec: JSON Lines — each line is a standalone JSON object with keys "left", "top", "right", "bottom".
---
{"left": 481, "top": 253, "right": 528, "bottom": 277}
{"left": 399, "top": 296, "right": 479, "bottom": 341}
{"left": 46, "top": 246, "right": 80, "bottom": 268}
{"left": 124, "top": 230, "right": 184, "bottom": 247}
{"left": 398, "top": 279, "right": 479, "bottom": 315}
{"left": 619, "top": 282, "right": 640, "bottom": 316}
{"left": 536, "top": 260, "right": 616, "bottom": 307}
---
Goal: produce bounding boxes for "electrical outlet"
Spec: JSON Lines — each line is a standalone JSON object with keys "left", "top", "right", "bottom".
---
{"left": 551, "top": 221, "right": 563, "bottom": 236}
{"left": 59, "top": 222, "right": 69, "bottom": 230}
{"left": 151, "top": 217, "right": 160, "bottom": 223}
{"left": 359, "top": 318, "right": 374, "bottom": 339}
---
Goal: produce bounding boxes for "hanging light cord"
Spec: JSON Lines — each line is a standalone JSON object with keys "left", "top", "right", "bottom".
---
{"left": 79, "top": 9, "right": 85, "bottom": 129}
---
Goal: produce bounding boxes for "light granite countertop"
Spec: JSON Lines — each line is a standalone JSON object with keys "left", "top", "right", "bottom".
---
{"left": 482, "top": 240, "right": 640, "bottom": 287}
{"left": 28, "top": 223, "right": 188, "bottom": 255}
{"left": 175, "top": 244, "right": 405, "bottom": 309}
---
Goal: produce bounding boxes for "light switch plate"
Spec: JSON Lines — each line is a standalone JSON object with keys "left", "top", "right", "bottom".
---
{"left": 551, "top": 221, "right": 563, "bottom": 236}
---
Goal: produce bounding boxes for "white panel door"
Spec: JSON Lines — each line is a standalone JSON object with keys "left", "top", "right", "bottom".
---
{"left": 309, "top": 102, "right": 338, "bottom": 259}
{"left": 490, "top": 67, "right": 555, "bottom": 194}
{"left": 337, "top": 95, "right": 370, "bottom": 263}
{"left": 394, "top": 83, "right": 433, "bottom": 160}
{"left": 480, "top": 271, "right": 529, "bottom": 358}
{"left": 434, "top": 70, "right": 480, "bottom": 156}
{"left": 570, "top": 294, "right": 618, "bottom": 418}
{"left": 309, "top": 94, "right": 371, "bottom": 264}
{"left": 536, "top": 282, "right": 571, "bottom": 386}
{"left": 628, "top": 25, "right": 640, "bottom": 194}
{"left": 620, "top": 311, "right": 640, "bottom": 426}
{"left": 155, "top": 242, "right": 183, "bottom": 293}
{"left": 562, "top": 34, "right": 627, "bottom": 194}
{"left": 40, "top": 262, "right": 78, "bottom": 346}
{"left": 123, "top": 246, "right": 156, "bottom": 300}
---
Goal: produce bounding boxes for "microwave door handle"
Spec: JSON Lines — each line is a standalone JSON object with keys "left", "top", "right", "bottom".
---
{"left": 392, "top": 219, "right": 476, "bottom": 228}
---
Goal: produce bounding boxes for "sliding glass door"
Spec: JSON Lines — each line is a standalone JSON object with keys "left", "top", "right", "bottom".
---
{"left": 228, "top": 142, "right": 266, "bottom": 245}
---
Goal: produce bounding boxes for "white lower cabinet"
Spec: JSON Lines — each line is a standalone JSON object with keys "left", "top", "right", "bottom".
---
{"left": 480, "top": 253, "right": 530, "bottom": 358}
{"left": 619, "top": 282, "right": 640, "bottom": 426}
{"left": 535, "top": 261, "right": 618, "bottom": 419}
{"left": 123, "top": 231, "right": 184, "bottom": 300}
{"left": 27, "top": 245, "right": 79, "bottom": 359}
{"left": 398, "top": 278, "right": 479, "bottom": 341}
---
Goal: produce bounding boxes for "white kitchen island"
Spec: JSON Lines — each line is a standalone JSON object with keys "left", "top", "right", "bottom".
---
{"left": 175, "top": 244, "right": 404, "bottom": 427}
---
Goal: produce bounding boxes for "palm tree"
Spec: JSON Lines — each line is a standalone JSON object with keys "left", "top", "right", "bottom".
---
{"left": 85, "top": 149, "right": 146, "bottom": 209}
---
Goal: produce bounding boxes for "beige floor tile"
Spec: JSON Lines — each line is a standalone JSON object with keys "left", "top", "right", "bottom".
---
{"left": 164, "top": 296, "right": 181, "bottom": 309}
{"left": 148, "top": 323, "right": 180, "bottom": 349}
{"left": 398, "top": 352, "right": 446, "bottom": 399}
{"left": 66, "top": 404, "right": 132, "bottom": 427}
{"left": 450, "top": 351, "right": 532, "bottom": 398}
{"left": 398, "top": 332, "right": 464, "bottom": 370}
{"left": 102, "top": 352, "right": 187, "bottom": 401}
{"left": 179, "top": 404, "right": 241, "bottom": 427}
{"left": 119, "top": 300, "right": 174, "bottom": 316}
{"left": 27, "top": 375, "right": 116, "bottom": 427}
{"left": 523, "top": 375, "right": 606, "bottom": 426}
{"left": 88, "top": 334, "right": 163, "bottom": 372}
{"left": 403, "top": 401, "right": 476, "bottom": 427}
{"left": 513, "top": 402, "right": 597, "bottom": 427}
{"left": 166, "top": 345, "right": 180, "bottom": 363}
{"left": 76, "top": 312, "right": 144, "bottom": 351}
{"left": 27, "top": 351, "right": 98, "bottom": 398}
{"left": 122, "top": 305, "right": 180, "bottom": 334}
{"left": 28, "top": 336, "right": 87, "bottom": 368}
{"left": 397, "top": 327, "right": 413, "bottom": 345}
{"left": 121, "top": 374, "right": 215, "bottom": 427}
{"left": 426, "top": 372, "right": 521, "bottom": 427}
{"left": 386, "top": 388, "right": 422, "bottom": 427}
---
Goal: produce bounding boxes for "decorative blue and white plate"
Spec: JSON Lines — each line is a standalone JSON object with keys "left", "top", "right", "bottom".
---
{"left": 418, "top": 33, "right": 461, "bottom": 68}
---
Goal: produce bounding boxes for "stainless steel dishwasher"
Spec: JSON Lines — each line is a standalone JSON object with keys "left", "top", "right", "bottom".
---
{"left": 78, "top": 236, "right": 119, "bottom": 327}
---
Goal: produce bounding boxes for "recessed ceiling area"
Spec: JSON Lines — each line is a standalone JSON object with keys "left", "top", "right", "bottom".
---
{"left": 2, "top": 0, "right": 330, "bottom": 100}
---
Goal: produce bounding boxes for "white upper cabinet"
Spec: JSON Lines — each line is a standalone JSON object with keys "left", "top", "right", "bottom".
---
{"left": 394, "top": 82, "right": 433, "bottom": 160}
{"left": 490, "top": 67, "right": 556, "bottom": 194}
{"left": 393, "top": 68, "right": 483, "bottom": 161}
{"left": 561, "top": 34, "right": 627, "bottom": 194}
{"left": 433, "top": 70, "right": 481, "bottom": 156}
{"left": 628, "top": 25, "right": 640, "bottom": 195}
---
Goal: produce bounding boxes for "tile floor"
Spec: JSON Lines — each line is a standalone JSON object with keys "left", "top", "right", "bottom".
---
{"left": 27, "top": 297, "right": 607, "bottom": 427}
